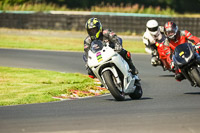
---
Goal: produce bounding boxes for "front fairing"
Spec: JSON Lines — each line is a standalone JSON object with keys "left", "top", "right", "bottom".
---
{"left": 173, "top": 43, "right": 195, "bottom": 67}
{"left": 87, "top": 46, "right": 116, "bottom": 68}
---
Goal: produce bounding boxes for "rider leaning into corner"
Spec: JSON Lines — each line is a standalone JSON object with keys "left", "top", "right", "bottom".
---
{"left": 163, "top": 21, "right": 200, "bottom": 81}
{"left": 142, "top": 19, "right": 166, "bottom": 67}
{"left": 83, "top": 17, "right": 138, "bottom": 78}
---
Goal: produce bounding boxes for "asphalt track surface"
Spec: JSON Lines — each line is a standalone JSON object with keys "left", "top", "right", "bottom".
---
{"left": 0, "top": 48, "right": 200, "bottom": 133}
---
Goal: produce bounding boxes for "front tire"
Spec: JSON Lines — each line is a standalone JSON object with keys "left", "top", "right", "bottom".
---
{"left": 190, "top": 66, "right": 200, "bottom": 87}
{"left": 102, "top": 70, "right": 125, "bottom": 101}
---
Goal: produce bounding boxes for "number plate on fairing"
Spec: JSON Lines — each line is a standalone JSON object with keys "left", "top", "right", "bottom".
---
{"left": 96, "top": 52, "right": 103, "bottom": 62}
{"left": 179, "top": 51, "right": 184, "bottom": 56}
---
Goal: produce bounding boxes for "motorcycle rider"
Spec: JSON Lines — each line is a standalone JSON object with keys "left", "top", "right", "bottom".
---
{"left": 83, "top": 17, "right": 138, "bottom": 78}
{"left": 142, "top": 19, "right": 166, "bottom": 67}
{"left": 163, "top": 21, "right": 200, "bottom": 81}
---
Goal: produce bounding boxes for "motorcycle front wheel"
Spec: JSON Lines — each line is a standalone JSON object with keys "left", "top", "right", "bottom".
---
{"left": 189, "top": 66, "right": 200, "bottom": 87}
{"left": 102, "top": 70, "right": 125, "bottom": 101}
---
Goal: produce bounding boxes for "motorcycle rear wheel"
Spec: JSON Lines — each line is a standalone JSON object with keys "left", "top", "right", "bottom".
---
{"left": 190, "top": 67, "right": 200, "bottom": 87}
{"left": 129, "top": 85, "right": 143, "bottom": 100}
{"left": 103, "top": 70, "right": 125, "bottom": 101}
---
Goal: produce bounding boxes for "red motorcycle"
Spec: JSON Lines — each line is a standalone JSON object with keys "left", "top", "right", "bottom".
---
{"left": 156, "top": 42, "right": 174, "bottom": 72}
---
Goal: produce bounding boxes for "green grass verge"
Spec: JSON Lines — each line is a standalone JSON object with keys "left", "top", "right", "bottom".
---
{"left": 0, "top": 66, "right": 108, "bottom": 106}
{"left": 0, "top": 34, "right": 84, "bottom": 51}
{"left": 0, "top": 33, "right": 145, "bottom": 53}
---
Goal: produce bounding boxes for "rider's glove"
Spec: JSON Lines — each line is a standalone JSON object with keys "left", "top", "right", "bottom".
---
{"left": 170, "top": 61, "right": 175, "bottom": 71}
{"left": 195, "top": 43, "right": 200, "bottom": 50}
{"left": 114, "top": 44, "right": 122, "bottom": 52}
{"left": 103, "top": 40, "right": 109, "bottom": 46}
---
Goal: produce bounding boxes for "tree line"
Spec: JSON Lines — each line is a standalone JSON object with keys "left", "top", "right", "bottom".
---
{"left": 1, "top": 0, "right": 200, "bottom": 13}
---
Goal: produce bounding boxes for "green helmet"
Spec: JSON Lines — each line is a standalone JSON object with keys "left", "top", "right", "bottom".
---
{"left": 85, "top": 18, "right": 102, "bottom": 40}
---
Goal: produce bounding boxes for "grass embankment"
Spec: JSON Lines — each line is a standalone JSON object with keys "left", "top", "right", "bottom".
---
{"left": 0, "top": 34, "right": 83, "bottom": 51}
{"left": 0, "top": 66, "right": 108, "bottom": 106}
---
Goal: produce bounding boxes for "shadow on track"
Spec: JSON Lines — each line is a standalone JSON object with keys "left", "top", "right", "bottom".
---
{"left": 184, "top": 92, "right": 200, "bottom": 95}
{"left": 106, "top": 97, "right": 153, "bottom": 102}
{"left": 159, "top": 74, "right": 174, "bottom": 77}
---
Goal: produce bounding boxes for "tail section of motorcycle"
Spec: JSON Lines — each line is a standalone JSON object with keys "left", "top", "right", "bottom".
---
{"left": 156, "top": 42, "right": 172, "bottom": 71}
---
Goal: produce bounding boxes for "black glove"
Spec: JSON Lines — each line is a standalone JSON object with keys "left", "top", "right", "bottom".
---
{"left": 114, "top": 44, "right": 122, "bottom": 52}
{"left": 102, "top": 41, "right": 107, "bottom": 47}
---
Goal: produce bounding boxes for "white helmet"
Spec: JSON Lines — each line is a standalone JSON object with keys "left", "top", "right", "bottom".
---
{"left": 146, "top": 20, "right": 160, "bottom": 36}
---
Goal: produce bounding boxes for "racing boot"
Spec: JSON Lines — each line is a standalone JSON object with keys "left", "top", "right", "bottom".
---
{"left": 87, "top": 67, "right": 96, "bottom": 79}
{"left": 151, "top": 57, "right": 162, "bottom": 67}
{"left": 127, "top": 59, "right": 138, "bottom": 75}
{"left": 125, "top": 51, "right": 139, "bottom": 75}
{"left": 151, "top": 57, "right": 157, "bottom": 66}
{"left": 175, "top": 73, "right": 185, "bottom": 81}
{"left": 119, "top": 49, "right": 139, "bottom": 75}
{"left": 174, "top": 68, "right": 185, "bottom": 82}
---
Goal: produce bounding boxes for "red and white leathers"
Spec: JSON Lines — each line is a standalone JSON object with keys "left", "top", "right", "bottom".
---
{"left": 164, "top": 30, "right": 200, "bottom": 81}
{"left": 164, "top": 30, "right": 200, "bottom": 53}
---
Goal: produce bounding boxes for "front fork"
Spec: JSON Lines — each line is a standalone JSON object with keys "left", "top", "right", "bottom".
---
{"left": 101, "top": 67, "right": 122, "bottom": 91}
{"left": 181, "top": 68, "right": 195, "bottom": 86}
{"left": 181, "top": 63, "right": 199, "bottom": 87}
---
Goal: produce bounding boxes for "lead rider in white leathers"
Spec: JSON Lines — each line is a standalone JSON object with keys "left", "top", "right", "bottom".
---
{"left": 142, "top": 19, "right": 166, "bottom": 67}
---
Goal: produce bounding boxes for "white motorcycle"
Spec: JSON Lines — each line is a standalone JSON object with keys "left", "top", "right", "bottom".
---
{"left": 86, "top": 40, "right": 143, "bottom": 101}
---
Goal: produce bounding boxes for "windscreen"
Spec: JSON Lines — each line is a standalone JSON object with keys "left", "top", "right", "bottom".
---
{"left": 174, "top": 43, "right": 194, "bottom": 66}
{"left": 174, "top": 43, "right": 194, "bottom": 59}
{"left": 91, "top": 40, "right": 103, "bottom": 53}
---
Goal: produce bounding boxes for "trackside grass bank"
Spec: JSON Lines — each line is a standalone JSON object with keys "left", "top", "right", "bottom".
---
{"left": 0, "top": 28, "right": 145, "bottom": 53}
{"left": 0, "top": 66, "right": 109, "bottom": 106}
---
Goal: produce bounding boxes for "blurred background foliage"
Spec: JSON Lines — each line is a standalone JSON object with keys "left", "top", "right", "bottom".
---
{"left": 0, "top": 0, "right": 200, "bottom": 15}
